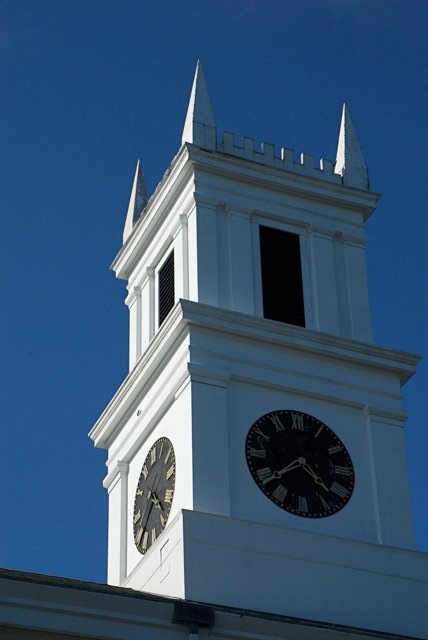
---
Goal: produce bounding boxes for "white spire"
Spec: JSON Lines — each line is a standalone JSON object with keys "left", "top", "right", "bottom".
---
{"left": 334, "top": 104, "right": 369, "bottom": 190}
{"left": 181, "top": 60, "right": 216, "bottom": 149}
{"left": 123, "top": 160, "right": 148, "bottom": 243}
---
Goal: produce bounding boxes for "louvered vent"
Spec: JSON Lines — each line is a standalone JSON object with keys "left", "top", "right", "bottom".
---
{"left": 158, "top": 251, "right": 175, "bottom": 327}
{"left": 259, "top": 225, "right": 305, "bottom": 327}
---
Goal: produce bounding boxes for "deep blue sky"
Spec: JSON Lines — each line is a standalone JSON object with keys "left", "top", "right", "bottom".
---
{"left": 1, "top": 1, "right": 427, "bottom": 583}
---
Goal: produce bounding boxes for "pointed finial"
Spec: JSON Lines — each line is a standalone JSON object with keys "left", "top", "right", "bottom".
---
{"left": 181, "top": 60, "right": 216, "bottom": 149}
{"left": 334, "top": 104, "right": 369, "bottom": 189}
{"left": 123, "top": 160, "right": 148, "bottom": 243}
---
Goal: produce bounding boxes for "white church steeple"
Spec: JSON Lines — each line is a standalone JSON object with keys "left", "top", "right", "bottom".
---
{"left": 90, "top": 65, "right": 426, "bottom": 639}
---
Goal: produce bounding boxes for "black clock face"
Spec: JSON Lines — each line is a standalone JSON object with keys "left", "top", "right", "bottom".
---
{"left": 133, "top": 437, "right": 176, "bottom": 554}
{"left": 246, "top": 410, "right": 354, "bottom": 518}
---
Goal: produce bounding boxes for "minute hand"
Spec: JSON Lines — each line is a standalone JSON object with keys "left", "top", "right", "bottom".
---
{"left": 302, "top": 463, "right": 329, "bottom": 491}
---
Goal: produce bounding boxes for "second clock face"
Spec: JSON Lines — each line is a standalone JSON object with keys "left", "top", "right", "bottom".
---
{"left": 133, "top": 437, "right": 176, "bottom": 555}
{"left": 246, "top": 410, "right": 354, "bottom": 518}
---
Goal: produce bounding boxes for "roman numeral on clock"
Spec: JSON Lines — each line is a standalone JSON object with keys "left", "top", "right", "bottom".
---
{"left": 248, "top": 446, "right": 266, "bottom": 459}
{"left": 253, "top": 427, "right": 270, "bottom": 441}
{"left": 328, "top": 445, "right": 343, "bottom": 455}
{"left": 270, "top": 414, "right": 284, "bottom": 432}
{"left": 291, "top": 412, "right": 304, "bottom": 431}
{"left": 142, "top": 530, "right": 149, "bottom": 552}
{"left": 334, "top": 464, "right": 352, "bottom": 476}
{"left": 314, "top": 425, "right": 324, "bottom": 438}
{"left": 166, "top": 464, "right": 175, "bottom": 480}
{"left": 165, "top": 489, "right": 174, "bottom": 503}
{"left": 257, "top": 467, "right": 272, "bottom": 483}
{"left": 319, "top": 495, "right": 330, "bottom": 511}
{"left": 272, "top": 484, "right": 287, "bottom": 503}
{"left": 330, "top": 481, "right": 348, "bottom": 499}
{"left": 135, "top": 526, "right": 143, "bottom": 546}
{"left": 298, "top": 496, "right": 308, "bottom": 512}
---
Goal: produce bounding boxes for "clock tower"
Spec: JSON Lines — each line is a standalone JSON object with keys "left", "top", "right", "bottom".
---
{"left": 89, "top": 63, "right": 427, "bottom": 637}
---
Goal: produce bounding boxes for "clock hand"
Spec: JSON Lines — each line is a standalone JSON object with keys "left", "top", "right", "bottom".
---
{"left": 278, "top": 456, "right": 306, "bottom": 476}
{"left": 261, "top": 457, "right": 305, "bottom": 485}
{"left": 141, "top": 499, "right": 155, "bottom": 532}
{"left": 302, "top": 463, "right": 329, "bottom": 491}
{"left": 140, "top": 473, "right": 160, "bottom": 523}
{"left": 149, "top": 491, "right": 163, "bottom": 510}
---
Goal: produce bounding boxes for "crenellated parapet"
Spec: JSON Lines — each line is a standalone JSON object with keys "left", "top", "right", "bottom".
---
{"left": 217, "top": 131, "right": 341, "bottom": 185}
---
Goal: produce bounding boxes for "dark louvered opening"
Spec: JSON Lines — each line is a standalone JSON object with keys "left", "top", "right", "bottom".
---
{"left": 259, "top": 225, "right": 305, "bottom": 327}
{"left": 158, "top": 251, "right": 175, "bottom": 327}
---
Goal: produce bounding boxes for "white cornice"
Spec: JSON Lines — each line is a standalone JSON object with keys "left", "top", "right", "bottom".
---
{"left": 89, "top": 300, "right": 419, "bottom": 450}
{"left": 180, "top": 300, "right": 420, "bottom": 388}
{"left": 187, "top": 145, "right": 380, "bottom": 217}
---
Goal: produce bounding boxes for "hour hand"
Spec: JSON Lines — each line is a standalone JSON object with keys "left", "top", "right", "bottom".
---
{"left": 277, "top": 457, "right": 304, "bottom": 477}
{"left": 262, "top": 457, "right": 303, "bottom": 485}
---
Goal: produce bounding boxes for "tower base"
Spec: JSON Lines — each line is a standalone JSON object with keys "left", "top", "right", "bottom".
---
{"left": 124, "top": 509, "right": 428, "bottom": 638}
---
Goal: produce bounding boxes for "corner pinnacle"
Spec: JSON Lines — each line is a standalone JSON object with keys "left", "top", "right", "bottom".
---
{"left": 334, "top": 104, "right": 369, "bottom": 190}
{"left": 123, "top": 160, "right": 148, "bottom": 243}
{"left": 181, "top": 60, "right": 216, "bottom": 149}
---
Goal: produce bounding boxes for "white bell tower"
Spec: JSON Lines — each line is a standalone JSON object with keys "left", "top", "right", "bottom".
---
{"left": 89, "top": 62, "right": 427, "bottom": 637}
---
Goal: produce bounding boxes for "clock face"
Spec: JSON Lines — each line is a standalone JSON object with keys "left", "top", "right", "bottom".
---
{"left": 133, "top": 437, "right": 176, "bottom": 555}
{"left": 245, "top": 410, "right": 354, "bottom": 518}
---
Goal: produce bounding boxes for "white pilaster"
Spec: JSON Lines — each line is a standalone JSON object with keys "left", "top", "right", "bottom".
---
{"left": 309, "top": 230, "right": 341, "bottom": 335}
{"left": 147, "top": 267, "right": 155, "bottom": 340}
{"left": 195, "top": 201, "right": 219, "bottom": 306}
{"left": 344, "top": 238, "right": 372, "bottom": 342}
{"left": 307, "top": 225, "right": 320, "bottom": 331}
{"left": 179, "top": 213, "right": 189, "bottom": 299}
{"left": 216, "top": 204, "right": 232, "bottom": 310}
{"left": 369, "top": 413, "right": 415, "bottom": 548}
{"left": 365, "top": 405, "right": 383, "bottom": 545}
{"left": 105, "top": 461, "right": 129, "bottom": 585}
{"left": 190, "top": 374, "right": 231, "bottom": 516}
{"left": 333, "top": 232, "right": 353, "bottom": 338}
{"left": 127, "top": 291, "right": 138, "bottom": 371}
{"left": 135, "top": 286, "right": 142, "bottom": 361}
{"left": 229, "top": 210, "right": 254, "bottom": 315}
{"left": 118, "top": 461, "right": 129, "bottom": 583}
